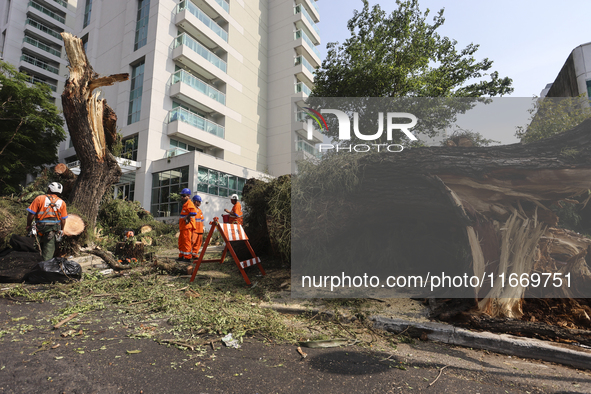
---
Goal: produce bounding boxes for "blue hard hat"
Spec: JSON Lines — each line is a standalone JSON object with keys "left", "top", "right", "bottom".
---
{"left": 180, "top": 188, "right": 191, "bottom": 196}
{"left": 192, "top": 195, "right": 202, "bottom": 202}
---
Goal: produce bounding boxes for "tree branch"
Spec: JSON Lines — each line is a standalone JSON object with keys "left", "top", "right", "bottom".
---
{"left": 0, "top": 119, "right": 24, "bottom": 156}
{"left": 88, "top": 74, "right": 129, "bottom": 95}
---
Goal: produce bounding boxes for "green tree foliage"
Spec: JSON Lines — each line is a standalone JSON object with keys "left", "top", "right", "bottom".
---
{"left": 310, "top": 0, "right": 513, "bottom": 144}
{"left": 0, "top": 61, "right": 65, "bottom": 194}
{"left": 515, "top": 96, "right": 591, "bottom": 143}
{"left": 313, "top": 0, "right": 513, "bottom": 98}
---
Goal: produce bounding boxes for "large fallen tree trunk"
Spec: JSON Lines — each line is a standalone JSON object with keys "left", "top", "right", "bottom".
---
{"left": 60, "top": 32, "right": 128, "bottom": 229}
{"left": 296, "top": 118, "right": 591, "bottom": 318}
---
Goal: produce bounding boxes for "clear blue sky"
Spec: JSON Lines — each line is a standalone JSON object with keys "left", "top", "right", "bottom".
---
{"left": 317, "top": 0, "right": 590, "bottom": 98}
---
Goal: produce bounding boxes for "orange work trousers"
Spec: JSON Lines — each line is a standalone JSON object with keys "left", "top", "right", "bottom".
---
{"left": 192, "top": 232, "right": 203, "bottom": 259}
{"left": 178, "top": 228, "right": 193, "bottom": 260}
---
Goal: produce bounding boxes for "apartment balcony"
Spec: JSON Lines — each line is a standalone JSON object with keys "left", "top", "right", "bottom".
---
{"left": 25, "top": 18, "right": 63, "bottom": 46}
{"left": 175, "top": 1, "right": 227, "bottom": 42}
{"left": 27, "top": 74, "right": 58, "bottom": 92}
{"left": 166, "top": 147, "right": 191, "bottom": 158}
{"left": 22, "top": 36, "right": 64, "bottom": 65}
{"left": 294, "top": 4, "right": 320, "bottom": 45}
{"left": 196, "top": 0, "right": 230, "bottom": 18}
{"left": 171, "top": 33, "right": 227, "bottom": 77}
{"left": 27, "top": 2, "right": 68, "bottom": 32}
{"left": 294, "top": 30, "right": 321, "bottom": 67}
{"left": 295, "top": 0, "right": 319, "bottom": 23}
{"left": 294, "top": 110, "right": 323, "bottom": 143}
{"left": 20, "top": 54, "right": 64, "bottom": 83}
{"left": 41, "top": 0, "right": 69, "bottom": 9}
{"left": 169, "top": 69, "right": 242, "bottom": 122}
{"left": 294, "top": 55, "right": 315, "bottom": 87}
{"left": 29, "top": 2, "right": 65, "bottom": 24}
{"left": 167, "top": 107, "right": 240, "bottom": 155}
{"left": 295, "top": 81, "right": 312, "bottom": 96}
{"left": 296, "top": 138, "right": 322, "bottom": 159}
{"left": 67, "top": 157, "right": 142, "bottom": 175}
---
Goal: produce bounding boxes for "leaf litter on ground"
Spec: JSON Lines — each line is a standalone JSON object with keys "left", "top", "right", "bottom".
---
{"left": 0, "top": 264, "right": 400, "bottom": 354}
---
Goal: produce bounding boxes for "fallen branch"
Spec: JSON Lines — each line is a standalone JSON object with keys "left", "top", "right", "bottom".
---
{"left": 53, "top": 312, "right": 78, "bottom": 329}
{"left": 87, "top": 248, "right": 132, "bottom": 270}
{"left": 159, "top": 338, "right": 195, "bottom": 351}
{"left": 428, "top": 365, "right": 449, "bottom": 387}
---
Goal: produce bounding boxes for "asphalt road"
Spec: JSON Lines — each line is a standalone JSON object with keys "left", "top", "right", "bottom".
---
{"left": 0, "top": 298, "right": 590, "bottom": 393}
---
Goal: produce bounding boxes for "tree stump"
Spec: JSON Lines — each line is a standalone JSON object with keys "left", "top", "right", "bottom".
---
{"left": 115, "top": 241, "right": 144, "bottom": 262}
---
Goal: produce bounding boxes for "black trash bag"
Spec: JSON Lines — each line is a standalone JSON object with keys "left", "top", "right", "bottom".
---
{"left": 24, "top": 257, "right": 81, "bottom": 284}
{"left": 9, "top": 235, "right": 37, "bottom": 253}
{"left": 0, "top": 235, "right": 38, "bottom": 258}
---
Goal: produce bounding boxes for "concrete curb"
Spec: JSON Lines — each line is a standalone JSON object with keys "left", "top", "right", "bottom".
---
{"left": 373, "top": 316, "right": 591, "bottom": 371}
{"left": 261, "top": 303, "right": 591, "bottom": 370}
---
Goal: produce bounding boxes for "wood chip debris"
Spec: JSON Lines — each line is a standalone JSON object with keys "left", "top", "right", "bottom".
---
{"left": 296, "top": 346, "right": 307, "bottom": 359}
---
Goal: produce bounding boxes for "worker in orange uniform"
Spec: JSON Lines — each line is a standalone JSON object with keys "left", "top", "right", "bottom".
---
{"left": 26, "top": 182, "right": 68, "bottom": 261}
{"left": 178, "top": 188, "right": 197, "bottom": 261}
{"left": 191, "top": 195, "right": 205, "bottom": 259}
{"left": 224, "top": 193, "right": 243, "bottom": 225}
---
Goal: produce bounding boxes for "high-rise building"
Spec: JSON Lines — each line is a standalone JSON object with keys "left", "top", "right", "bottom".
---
{"left": 544, "top": 42, "right": 591, "bottom": 101}
{"left": 51, "top": 0, "right": 320, "bottom": 220}
{"left": 0, "top": 0, "right": 76, "bottom": 104}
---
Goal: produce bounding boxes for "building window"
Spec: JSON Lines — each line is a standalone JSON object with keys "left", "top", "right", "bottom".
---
{"left": 82, "top": 34, "right": 89, "bottom": 54}
{"left": 134, "top": 0, "right": 150, "bottom": 50}
{"left": 128, "top": 60, "right": 145, "bottom": 124}
{"left": 5, "top": 0, "right": 11, "bottom": 24}
{"left": 83, "top": 0, "right": 92, "bottom": 28}
{"left": 586, "top": 80, "right": 591, "bottom": 100}
{"left": 197, "top": 167, "right": 246, "bottom": 198}
{"left": 115, "top": 173, "right": 136, "bottom": 201}
{"left": 121, "top": 135, "right": 139, "bottom": 161}
{"left": 167, "top": 139, "right": 204, "bottom": 158}
{"left": 151, "top": 166, "right": 189, "bottom": 217}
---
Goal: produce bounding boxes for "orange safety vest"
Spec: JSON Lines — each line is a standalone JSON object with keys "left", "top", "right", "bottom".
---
{"left": 27, "top": 194, "right": 68, "bottom": 225}
{"left": 195, "top": 207, "right": 204, "bottom": 233}
{"left": 179, "top": 200, "right": 197, "bottom": 230}
{"left": 230, "top": 201, "right": 243, "bottom": 225}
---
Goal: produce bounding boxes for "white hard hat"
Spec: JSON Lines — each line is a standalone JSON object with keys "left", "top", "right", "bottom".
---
{"left": 231, "top": 194, "right": 239, "bottom": 200}
{"left": 48, "top": 182, "right": 63, "bottom": 194}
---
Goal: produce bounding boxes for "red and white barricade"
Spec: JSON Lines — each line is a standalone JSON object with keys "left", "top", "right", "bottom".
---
{"left": 189, "top": 217, "right": 265, "bottom": 285}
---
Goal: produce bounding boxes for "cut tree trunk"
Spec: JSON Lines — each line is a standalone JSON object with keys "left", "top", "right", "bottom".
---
{"left": 53, "top": 163, "right": 76, "bottom": 180}
{"left": 63, "top": 213, "right": 85, "bottom": 236}
{"left": 139, "top": 225, "right": 153, "bottom": 234}
{"left": 53, "top": 164, "right": 77, "bottom": 200}
{"left": 298, "top": 118, "right": 591, "bottom": 318}
{"left": 60, "top": 32, "right": 129, "bottom": 229}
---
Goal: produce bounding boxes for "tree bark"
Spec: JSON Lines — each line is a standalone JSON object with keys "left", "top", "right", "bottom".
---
{"left": 60, "top": 32, "right": 129, "bottom": 229}
{"left": 300, "top": 118, "right": 591, "bottom": 318}
{"left": 87, "top": 248, "right": 132, "bottom": 271}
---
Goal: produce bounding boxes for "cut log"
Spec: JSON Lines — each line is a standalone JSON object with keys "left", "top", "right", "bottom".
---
{"left": 140, "top": 236, "right": 152, "bottom": 246}
{"left": 153, "top": 258, "right": 191, "bottom": 275}
{"left": 63, "top": 214, "right": 85, "bottom": 236}
{"left": 87, "top": 248, "right": 132, "bottom": 270}
{"left": 53, "top": 163, "right": 77, "bottom": 200}
{"left": 53, "top": 163, "right": 76, "bottom": 180}
{"left": 60, "top": 32, "right": 129, "bottom": 229}
{"left": 139, "top": 225, "right": 153, "bottom": 234}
